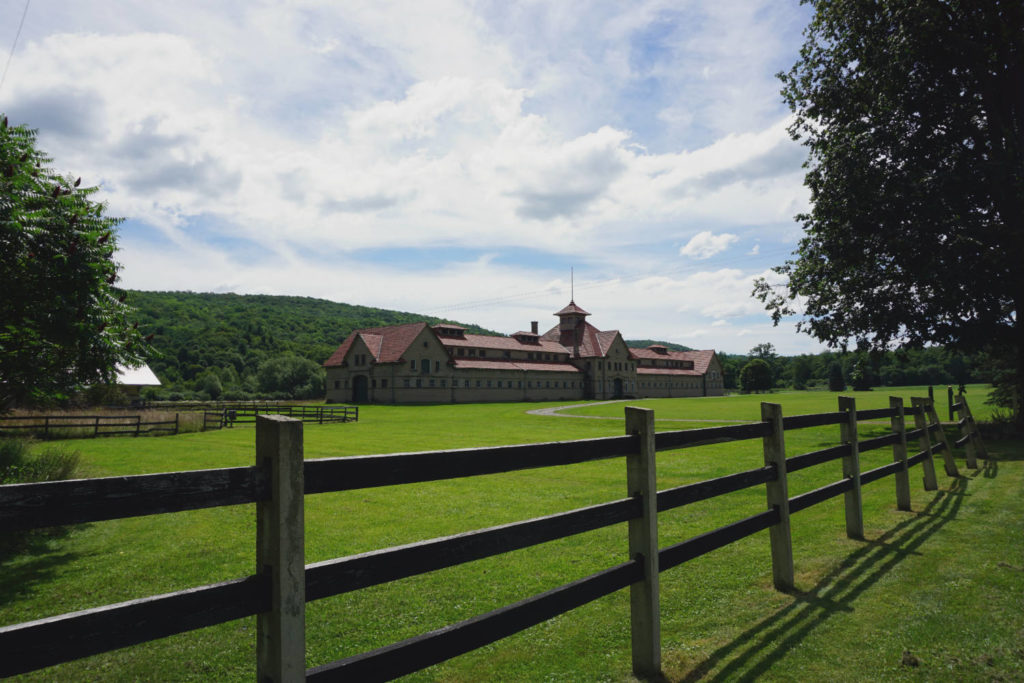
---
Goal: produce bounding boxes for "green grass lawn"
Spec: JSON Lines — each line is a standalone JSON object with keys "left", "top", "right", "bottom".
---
{"left": 2, "top": 387, "right": 1022, "bottom": 681}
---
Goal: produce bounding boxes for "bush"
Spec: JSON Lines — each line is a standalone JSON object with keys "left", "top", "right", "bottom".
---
{"left": 1, "top": 438, "right": 82, "bottom": 558}
{"left": 0, "top": 438, "right": 81, "bottom": 485}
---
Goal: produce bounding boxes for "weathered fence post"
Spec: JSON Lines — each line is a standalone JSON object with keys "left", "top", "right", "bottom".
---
{"left": 256, "top": 415, "right": 305, "bottom": 683}
{"left": 957, "top": 393, "right": 988, "bottom": 460}
{"left": 947, "top": 386, "right": 955, "bottom": 422}
{"left": 94, "top": 416, "right": 100, "bottom": 438}
{"left": 838, "top": 397, "right": 864, "bottom": 539}
{"left": 955, "top": 392, "right": 980, "bottom": 468}
{"left": 911, "top": 398, "right": 941, "bottom": 489}
{"left": 889, "top": 397, "right": 911, "bottom": 511}
{"left": 761, "top": 403, "right": 794, "bottom": 591}
{"left": 174, "top": 413, "right": 179, "bottom": 435}
{"left": 624, "top": 407, "right": 660, "bottom": 678}
{"left": 925, "top": 399, "right": 958, "bottom": 477}
{"left": 134, "top": 415, "right": 141, "bottom": 437}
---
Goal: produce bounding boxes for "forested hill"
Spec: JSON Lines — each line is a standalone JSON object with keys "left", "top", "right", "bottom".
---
{"left": 129, "top": 290, "right": 495, "bottom": 397}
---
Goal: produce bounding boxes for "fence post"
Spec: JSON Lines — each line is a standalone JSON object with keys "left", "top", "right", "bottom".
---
{"left": 94, "top": 416, "right": 100, "bottom": 438}
{"left": 947, "top": 386, "right": 955, "bottom": 422}
{"left": 43, "top": 415, "right": 49, "bottom": 440}
{"left": 911, "top": 398, "right": 940, "bottom": 489}
{"left": 134, "top": 415, "right": 141, "bottom": 437}
{"left": 761, "top": 403, "right": 794, "bottom": 591}
{"left": 889, "top": 397, "right": 911, "bottom": 511}
{"left": 624, "top": 407, "right": 660, "bottom": 678}
{"left": 838, "top": 396, "right": 864, "bottom": 539}
{"left": 957, "top": 392, "right": 986, "bottom": 465}
{"left": 256, "top": 415, "right": 306, "bottom": 683}
{"left": 925, "top": 399, "right": 958, "bottom": 477}
{"left": 174, "top": 413, "right": 179, "bottom": 435}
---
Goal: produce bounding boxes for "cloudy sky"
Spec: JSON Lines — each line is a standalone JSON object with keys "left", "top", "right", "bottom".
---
{"left": 1, "top": 0, "right": 823, "bottom": 354}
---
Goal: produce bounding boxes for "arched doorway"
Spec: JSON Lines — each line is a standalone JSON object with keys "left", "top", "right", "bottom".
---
{"left": 613, "top": 377, "right": 624, "bottom": 399}
{"left": 352, "top": 375, "right": 369, "bottom": 403}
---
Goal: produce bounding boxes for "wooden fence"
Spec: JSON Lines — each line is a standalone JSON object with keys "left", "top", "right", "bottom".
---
{"left": 0, "top": 413, "right": 180, "bottom": 439}
{"left": 202, "top": 404, "right": 358, "bottom": 430}
{"left": 0, "top": 395, "right": 985, "bottom": 680}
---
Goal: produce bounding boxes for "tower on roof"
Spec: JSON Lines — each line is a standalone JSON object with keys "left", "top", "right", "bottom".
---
{"left": 555, "top": 300, "right": 589, "bottom": 354}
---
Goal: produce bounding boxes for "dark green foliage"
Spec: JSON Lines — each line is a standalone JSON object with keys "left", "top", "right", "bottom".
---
{"left": 257, "top": 355, "right": 324, "bottom": 400}
{"left": 828, "top": 363, "right": 846, "bottom": 392}
{"left": 0, "top": 117, "right": 150, "bottom": 409}
{"left": 131, "top": 290, "right": 495, "bottom": 399}
{"left": 754, "top": 1, "right": 1024, "bottom": 418}
{"left": 739, "top": 359, "right": 773, "bottom": 393}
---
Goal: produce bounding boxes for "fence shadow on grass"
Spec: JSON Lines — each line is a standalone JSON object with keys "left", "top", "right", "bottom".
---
{"left": 0, "top": 526, "right": 84, "bottom": 609}
{"left": 674, "top": 468, "right": 979, "bottom": 682}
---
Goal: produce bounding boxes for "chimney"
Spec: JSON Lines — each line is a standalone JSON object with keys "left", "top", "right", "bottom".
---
{"left": 531, "top": 321, "right": 538, "bottom": 334}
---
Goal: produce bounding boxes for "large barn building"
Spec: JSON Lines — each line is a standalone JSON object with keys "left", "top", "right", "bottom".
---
{"left": 323, "top": 301, "right": 724, "bottom": 404}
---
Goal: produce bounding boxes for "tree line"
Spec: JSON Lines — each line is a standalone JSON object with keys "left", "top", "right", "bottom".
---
{"left": 721, "top": 343, "right": 985, "bottom": 394}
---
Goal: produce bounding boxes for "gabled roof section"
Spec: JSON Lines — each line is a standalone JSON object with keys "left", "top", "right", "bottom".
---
{"left": 629, "top": 346, "right": 717, "bottom": 374}
{"left": 323, "top": 322, "right": 429, "bottom": 367}
{"left": 540, "top": 322, "right": 622, "bottom": 358}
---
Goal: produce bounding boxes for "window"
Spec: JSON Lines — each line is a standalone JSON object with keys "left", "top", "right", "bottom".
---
{"left": 403, "top": 379, "right": 410, "bottom": 387}
{"left": 435, "top": 360, "right": 440, "bottom": 372}
{"left": 333, "top": 380, "right": 340, "bottom": 389}
{"left": 429, "top": 379, "right": 435, "bottom": 387}
{"left": 487, "top": 380, "right": 492, "bottom": 388}
{"left": 381, "top": 379, "right": 388, "bottom": 389}
{"left": 421, "top": 359, "right": 430, "bottom": 374}
{"left": 469, "top": 349, "right": 476, "bottom": 356}
{"left": 371, "top": 379, "right": 376, "bottom": 388}
{"left": 476, "top": 380, "right": 481, "bottom": 387}
{"left": 416, "top": 379, "right": 422, "bottom": 388}
{"left": 410, "top": 360, "right": 415, "bottom": 370}
{"left": 479, "top": 350, "right": 486, "bottom": 358}
{"left": 441, "top": 380, "right": 446, "bottom": 388}
{"left": 457, "top": 348, "right": 465, "bottom": 356}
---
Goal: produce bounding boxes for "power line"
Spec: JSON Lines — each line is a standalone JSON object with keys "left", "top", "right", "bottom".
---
{"left": 0, "top": 0, "right": 31, "bottom": 96}
{"left": 427, "top": 244, "right": 797, "bottom": 316}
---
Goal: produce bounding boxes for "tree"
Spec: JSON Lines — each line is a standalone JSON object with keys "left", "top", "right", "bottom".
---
{"left": 828, "top": 363, "right": 846, "bottom": 392}
{"left": 257, "top": 355, "right": 325, "bottom": 399}
{"left": 1, "top": 117, "right": 149, "bottom": 408}
{"left": 791, "top": 355, "right": 813, "bottom": 390}
{"left": 740, "top": 359, "right": 773, "bottom": 394}
{"left": 754, "top": 2, "right": 1024, "bottom": 421}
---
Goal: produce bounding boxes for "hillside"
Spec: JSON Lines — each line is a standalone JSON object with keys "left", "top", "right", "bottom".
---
{"left": 129, "top": 290, "right": 496, "bottom": 398}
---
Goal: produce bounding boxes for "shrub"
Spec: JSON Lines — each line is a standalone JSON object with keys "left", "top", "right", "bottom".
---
{"left": 0, "top": 438, "right": 81, "bottom": 485}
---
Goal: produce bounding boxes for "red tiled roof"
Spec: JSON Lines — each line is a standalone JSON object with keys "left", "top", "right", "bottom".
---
{"left": 441, "top": 333, "right": 569, "bottom": 354}
{"left": 323, "top": 322, "right": 428, "bottom": 367}
{"left": 636, "top": 367, "right": 702, "bottom": 376}
{"left": 453, "top": 359, "right": 581, "bottom": 373}
{"left": 630, "top": 347, "right": 717, "bottom": 374}
{"left": 541, "top": 322, "right": 622, "bottom": 358}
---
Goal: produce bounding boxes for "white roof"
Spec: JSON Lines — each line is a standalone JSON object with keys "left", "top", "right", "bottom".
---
{"left": 115, "top": 363, "right": 162, "bottom": 386}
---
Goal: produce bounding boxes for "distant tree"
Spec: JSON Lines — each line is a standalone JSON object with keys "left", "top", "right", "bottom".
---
{"left": 791, "top": 356, "right": 813, "bottom": 390}
{"left": 740, "top": 359, "right": 773, "bottom": 394}
{"left": 199, "top": 372, "right": 223, "bottom": 400}
{"left": 1, "top": 116, "right": 149, "bottom": 409}
{"left": 257, "top": 355, "right": 324, "bottom": 399}
{"left": 754, "top": 1, "right": 1024, "bottom": 423}
{"left": 848, "top": 357, "right": 874, "bottom": 391}
{"left": 828, "top": 363, "right": 846, "bottom": 392}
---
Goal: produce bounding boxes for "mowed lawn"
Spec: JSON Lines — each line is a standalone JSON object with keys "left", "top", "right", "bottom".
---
{"left": 2, "top": 387, "right": 1022, "bottom": 681}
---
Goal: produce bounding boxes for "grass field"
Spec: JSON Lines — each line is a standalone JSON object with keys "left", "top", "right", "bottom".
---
{"left": 2, "top": 386, "right": 1022, "bottom": 681}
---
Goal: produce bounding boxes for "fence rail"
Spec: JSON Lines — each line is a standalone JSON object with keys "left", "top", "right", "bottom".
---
{"left": 0, "top": 414, "right": 179, "bottom": 439}
{"left": 0, "top": 395, "right": 987, "bottom": 680}
{"left": 203, "top": 404, "right": 357, "bottom": 430}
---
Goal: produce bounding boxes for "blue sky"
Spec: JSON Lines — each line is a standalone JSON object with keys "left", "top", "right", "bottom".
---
{"left": 0, "top": 0, "right": 824, "bottom": 354}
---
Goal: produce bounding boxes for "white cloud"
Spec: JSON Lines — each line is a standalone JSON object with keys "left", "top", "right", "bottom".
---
{"left": 0, "top": 1, "right": 822, "bottom": 354}
{"left": 679, "top": 231, "right": 740, "bottom": 259}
